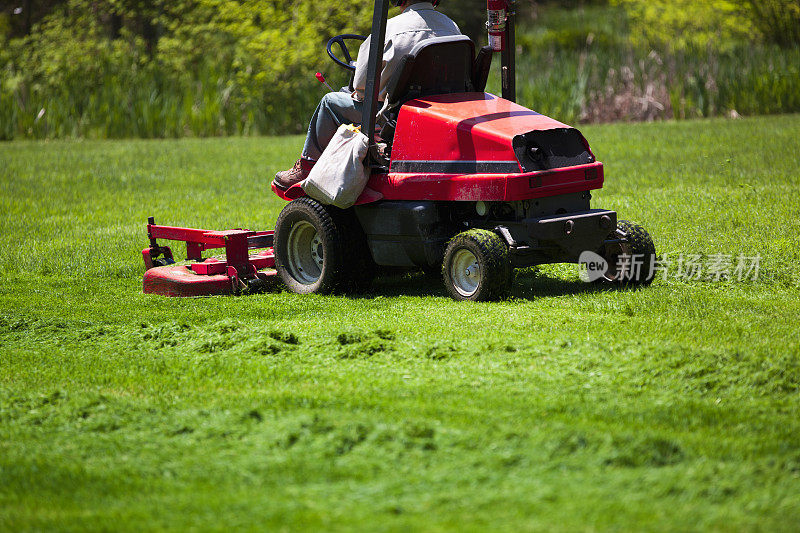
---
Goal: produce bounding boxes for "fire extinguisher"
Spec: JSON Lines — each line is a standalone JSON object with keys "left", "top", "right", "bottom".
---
{"left": 487, "top": 0, "right": 507, "bottom": 52}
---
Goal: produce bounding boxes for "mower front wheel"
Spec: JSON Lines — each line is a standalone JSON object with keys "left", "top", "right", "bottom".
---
{"left": 274, "top": 198, "right": 348, "bottom": 294}
{"left": 443, "top": 229, "right": 513, "bottom": 301}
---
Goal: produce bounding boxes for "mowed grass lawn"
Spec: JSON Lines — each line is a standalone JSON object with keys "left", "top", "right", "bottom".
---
{"left": 1, "top": 114, "right": 800, "bottom": 531}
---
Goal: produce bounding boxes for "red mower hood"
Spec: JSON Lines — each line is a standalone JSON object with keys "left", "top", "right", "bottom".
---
{"left": 275, "top": 92, "right": 604, "bottom": 204}
{"left": 390, "top": 92, "right": 590, "bottom": 172}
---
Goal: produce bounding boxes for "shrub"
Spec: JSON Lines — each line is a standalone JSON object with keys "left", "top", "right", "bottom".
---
{"left": 744, "top": 0, "right": 800, "bottom": 47}
{"left": 616, "top": 0, "right": 800, "bottom": 51}
{"left": 0, "top": 0, "right": 376, "bottom": 138}
{"left": 613, "top": 0, "right": 754, "bottom": 52}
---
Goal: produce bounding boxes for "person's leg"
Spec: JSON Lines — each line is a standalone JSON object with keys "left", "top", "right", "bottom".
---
{"left": 274, "top": 92, "right": 363, "bottom": 190}
{"left": 301, "top": 92, "right": 363, "bottom": 160}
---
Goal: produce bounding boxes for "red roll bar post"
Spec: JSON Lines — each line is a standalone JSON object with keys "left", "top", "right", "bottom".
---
{"left": 487, "top": 0, "right": 516, "bottom": 102}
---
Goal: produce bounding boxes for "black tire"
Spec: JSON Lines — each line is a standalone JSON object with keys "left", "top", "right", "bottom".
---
{"left": 442, "top": 229, "right": 513, "bottom": 301}
{"left": 274, "top": 198, "right": 349, "bottom": 294}
{"left": 602, "top": 220, "right": 656, "bottom": 285}
{"left": 328, "top": 206, "right": 375, "bottom": 293}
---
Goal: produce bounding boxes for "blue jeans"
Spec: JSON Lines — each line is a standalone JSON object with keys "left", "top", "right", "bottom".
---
{"left": 302, "top": 92, "right": 364, "bottom": 161}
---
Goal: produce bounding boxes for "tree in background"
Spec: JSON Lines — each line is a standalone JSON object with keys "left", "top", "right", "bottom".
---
{"left": 744, "top": 0, "right": 800, "bottom": 47}
{"left": 1, "top": 0, "right": 799, "bottom": 139}
{"left": 615, "top": 0, "right": 800, "bottom": 51}
{"left": 1, "top": 0, "right": 379, "bottom": 137}
{"left": 0, "top": 0, "right": 498, "bottom": 138}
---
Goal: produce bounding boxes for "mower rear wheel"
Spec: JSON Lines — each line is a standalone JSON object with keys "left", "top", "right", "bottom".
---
{"left": 443, "top": 229, "right": 512, "bottom": 301}
{"left": 274, "top": 197, "right": 348, "bottom": 294}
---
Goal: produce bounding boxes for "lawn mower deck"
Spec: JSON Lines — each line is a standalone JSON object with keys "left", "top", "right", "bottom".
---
{"left": 142, "top": 218, "right": 278, "bottom": 297}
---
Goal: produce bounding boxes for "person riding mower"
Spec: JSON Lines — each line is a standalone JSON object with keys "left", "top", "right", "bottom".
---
{"left": 273, "top": 1, "right": 460, "bottom": 190}
{"left": 269, "top": 0, "right": 656, "bottom": 300}
{"left": 143, "top": 0, "right": 656, "bottom": 301}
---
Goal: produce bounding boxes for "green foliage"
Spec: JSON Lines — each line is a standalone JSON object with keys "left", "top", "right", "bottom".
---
{"left": 1, "top": 1, "right": 800, "bottom": 139}
{"left": 0, "top": 0, "right": 492, "bottom": 140}
{"left": 744, "top": 0, "right": 800, "bottom": 47}
{"left": 0, "top": 12, "right": 10, "bottom": 41}
{"left": 503, "top": 3, "right": 800, "bottom": 124}
{"left": 616, "top": 0, "right": 800, "bottom": 50}
{"left": 517, "top": 4, "right": 629, "bottom": 52}
{"left": 613, "top": 0, "right": 753, "bottom": 52}
{"left": 155, "top": 0, "right": 375, "bottom": 132}
{"left": 0, "top": 0, "right": 374, "bottom": 139}
{"left": 2, "top": 116, "right": 800, "bottom": 528}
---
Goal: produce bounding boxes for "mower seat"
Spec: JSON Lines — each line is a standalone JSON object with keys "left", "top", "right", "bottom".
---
{"left": 379, "top": 35, "right": 476, "bottom": 145}
{"left": 384, "top": 35, "right": 475, "bottom": 109}
{"left": 473, "top": 45, "right": 494, "bottom": 92}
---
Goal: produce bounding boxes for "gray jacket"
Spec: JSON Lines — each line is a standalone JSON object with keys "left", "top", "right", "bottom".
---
{"left": 352, "top": 2, "right": 461, "bottom": 102}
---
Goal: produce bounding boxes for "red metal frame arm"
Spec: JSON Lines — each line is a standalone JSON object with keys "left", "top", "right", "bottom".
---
{"left": 148, "top": 225, "right": 226, "bottom": 248}
{"left": 147, "top": 225, "right": 273, "bottom": 248}
{"left": 147, "top": 223, "right": 274, "bottom": 262}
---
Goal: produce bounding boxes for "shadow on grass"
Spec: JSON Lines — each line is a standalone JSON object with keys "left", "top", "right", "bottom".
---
{"left": 355, "top": 268, "right": 629, "bottom": 301}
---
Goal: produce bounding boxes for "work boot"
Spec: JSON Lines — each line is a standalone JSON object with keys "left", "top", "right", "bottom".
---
{"left": 273, "top": 158, "right": 315, "bottom": 190}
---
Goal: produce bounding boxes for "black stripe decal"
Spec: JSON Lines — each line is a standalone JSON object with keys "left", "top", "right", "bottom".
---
{"left": 391, "top": 160, "right": 521, "bottom": 174}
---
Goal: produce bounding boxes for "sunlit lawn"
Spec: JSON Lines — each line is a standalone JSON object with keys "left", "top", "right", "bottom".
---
{"left": 1, "top": 114, "right": 799, "bottom": 531}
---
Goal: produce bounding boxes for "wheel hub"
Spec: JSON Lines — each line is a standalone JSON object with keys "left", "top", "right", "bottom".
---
{"left": 451, "top": 249, "right": 481, "bottom": 297}
{"left": 287, "top": 221, "right": 323, "bottom": 284}
{"left": 602, "top": 238, "right": 633, "bottom": 282}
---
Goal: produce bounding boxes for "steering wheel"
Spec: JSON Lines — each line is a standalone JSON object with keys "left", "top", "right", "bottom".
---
{"left": 326, "top": 34, "right": 367, "bottom": 72}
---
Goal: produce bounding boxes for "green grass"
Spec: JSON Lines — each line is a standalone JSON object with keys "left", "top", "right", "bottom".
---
{"left": 2, "top": 115, "right": 800, "bottom": 530}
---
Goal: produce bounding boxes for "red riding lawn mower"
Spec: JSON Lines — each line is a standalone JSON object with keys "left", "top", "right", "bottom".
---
{"left": 143, "top": 0, "right": 656, "bottom": 301}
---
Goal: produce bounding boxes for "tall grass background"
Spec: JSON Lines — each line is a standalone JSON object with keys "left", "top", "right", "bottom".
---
{"left": 500, "top": 4, "right": 800, "bottom": 123}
